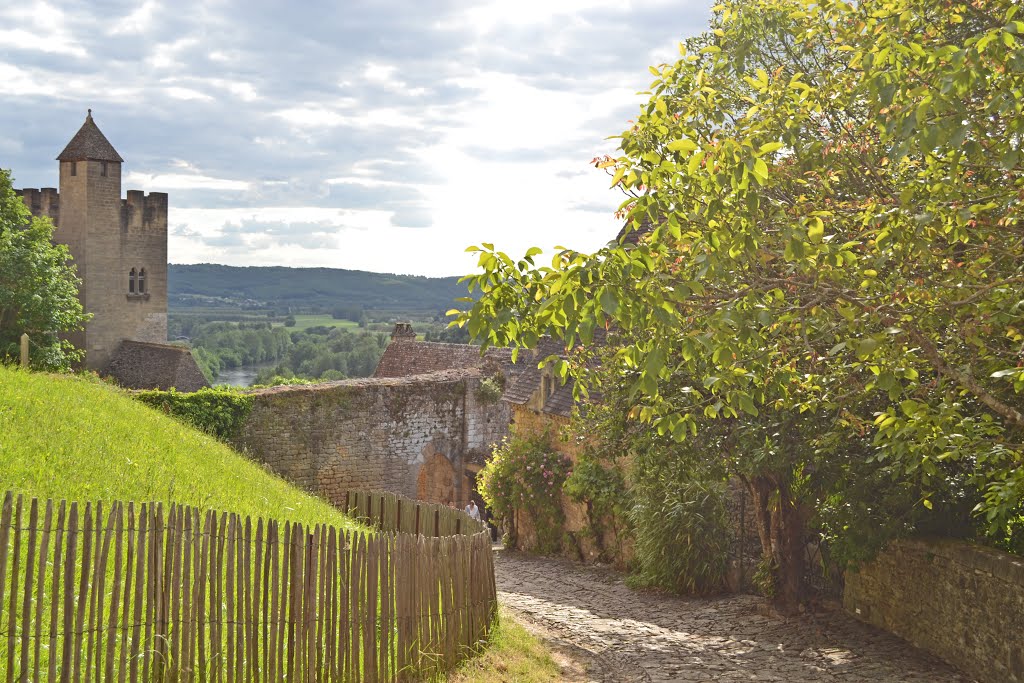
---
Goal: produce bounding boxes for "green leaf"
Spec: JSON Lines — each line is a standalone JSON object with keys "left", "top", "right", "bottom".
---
{"left": 610, "top": 166, "right": 626, "bottom": 187}
{"left": 600, "top": 288, "right": 619, "bottom": 316}
{"left": 687, "top": 151, "right": 707, "bottom": 175}
{"left": 645, "top": 346, "right": 666, "bottom": 376}
{"left": 751, "top": 158, "right": 769, "bottom": 184}
{"left": 807, "top": 217, "right": 824, "bottom": 244}
{"left": 667, "top": 139, "right": 698, "bottom": 153}
{"left": 900, "top": 400, "right": 921, "bottom": 417}
{"left": 738, "top": 393, "right": 759, "bottom": 416}
{"left": 856, "top": 337, "right": 878, "bottom": 359}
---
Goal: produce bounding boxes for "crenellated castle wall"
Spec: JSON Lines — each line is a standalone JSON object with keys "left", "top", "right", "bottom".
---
{"left": 15, "top": 187, "right": 60, "bottom": 225}
{"left": 120, "top": 190, "right": 168, "bottom": 234}
{"left": 16, "top": 180, "right": 168, "bottom": 369}
{"left": 17, "top": 187, "right": 168, "bottom": 235}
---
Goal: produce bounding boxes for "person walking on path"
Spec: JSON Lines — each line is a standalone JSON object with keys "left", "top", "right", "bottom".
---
{"left": 465, "top": 500, "right": 481, "bottom": 521}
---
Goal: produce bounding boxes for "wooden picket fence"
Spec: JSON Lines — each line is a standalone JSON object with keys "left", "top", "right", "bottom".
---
{"left": 0, "top": 490, "right": 497, "bottom": 681}
{"left": 339, "top": 491, "right": 486, "bottom": 538}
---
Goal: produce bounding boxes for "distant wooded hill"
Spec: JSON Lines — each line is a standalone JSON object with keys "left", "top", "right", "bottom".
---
{"left": 169, "top": 264, "right": 471, "bottom": 316}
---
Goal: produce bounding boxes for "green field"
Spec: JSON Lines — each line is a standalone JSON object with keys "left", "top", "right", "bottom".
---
{"left": 0, "top": 365, "right": 360, "bottom": 529}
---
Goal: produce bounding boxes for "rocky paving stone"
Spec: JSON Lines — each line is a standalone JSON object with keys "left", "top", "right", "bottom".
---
{"left": 495, "top": 549, "right": 972, "bottom": 683}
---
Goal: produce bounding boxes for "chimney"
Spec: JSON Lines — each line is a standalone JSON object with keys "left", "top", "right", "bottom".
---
{"left": 390, "top": 322, "right": 417, "bottom": 342}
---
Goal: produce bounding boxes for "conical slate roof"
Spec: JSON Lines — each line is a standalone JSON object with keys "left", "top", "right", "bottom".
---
{"left": 56, "top": 110, "right": 124, "bottom": 162}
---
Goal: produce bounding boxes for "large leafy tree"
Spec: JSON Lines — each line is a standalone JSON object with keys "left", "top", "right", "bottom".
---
{"left": 457, "top": 0, "right": 1024, "bottom": 609}
{"left": 0, "top": 169, "right": 88, "bottom": 370}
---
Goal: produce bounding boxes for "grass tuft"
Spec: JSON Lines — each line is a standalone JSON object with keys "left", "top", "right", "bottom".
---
{"left": 446, "top": 608, "right": 566, "bottom": 683}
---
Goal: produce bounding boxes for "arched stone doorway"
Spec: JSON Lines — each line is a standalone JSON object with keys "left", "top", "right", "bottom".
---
{"left": 417, "top": 452, "right": 458, "bottom": 504}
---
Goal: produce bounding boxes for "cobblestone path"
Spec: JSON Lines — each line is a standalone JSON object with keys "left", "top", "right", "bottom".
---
{"left": 495, "top": 549, "right": 970, "bottom": 683}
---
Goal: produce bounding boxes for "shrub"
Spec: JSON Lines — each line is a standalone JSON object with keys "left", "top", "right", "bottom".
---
{"left": 134, "top": 386, "right": 254, "bottom": 440}
{"left": 563, "top": 454, "right": 631, "bottom": 562}
{"left": 479, "top": 430, "right": 571, "bottom": 554}
{"left": 627, "top": 462, "right": 729, "bottom": 595}
{"left": 476, "top": 373, "right": 505, "bottom": 405}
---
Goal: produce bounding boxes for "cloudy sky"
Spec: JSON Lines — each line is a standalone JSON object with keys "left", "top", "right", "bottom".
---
{"left": 1, "top": 0, "right": 710, "bottom": 276}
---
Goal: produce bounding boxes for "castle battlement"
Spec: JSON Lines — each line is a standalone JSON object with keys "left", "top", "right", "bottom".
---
{"left": 14, "top": 187, "right": 60, "bottom": 223}
{"left": 121, "top": 190, "right": 168, "bottom": 234}
{"left": 18, "top": 186, "right": 169, "bottom": 236}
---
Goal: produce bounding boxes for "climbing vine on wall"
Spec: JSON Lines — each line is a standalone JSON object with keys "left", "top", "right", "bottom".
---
{"left": 475, "top": 373, "right": 506, "bottom": 405}
{"left": 563, "top": 452, "right": 631, "bottom": 562}
{"left": 479, "top": 429, "right": 572, "bottom": 554}
{"left": 134, "top": 386, "right": 254, "bottom": 440}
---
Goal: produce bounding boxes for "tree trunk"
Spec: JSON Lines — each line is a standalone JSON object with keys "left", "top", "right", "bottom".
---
{"left": 743, "top": 474, "right": 808, "bottom": 614}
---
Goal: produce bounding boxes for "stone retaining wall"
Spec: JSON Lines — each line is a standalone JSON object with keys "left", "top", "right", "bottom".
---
{"left": 232, "top": 369, "right": 509, "bottom": 507}
{"left": 844, "top": 537, "right": 1024, "bottom": 683}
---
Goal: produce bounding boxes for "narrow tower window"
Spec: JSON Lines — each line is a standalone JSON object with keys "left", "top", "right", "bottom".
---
{"left": 101, "top": 161, "right": 108, "bottom": 177}
{"left": 128, "top": 268, "right": 136, "bottom": 294}
{"left": 138, "top": 268, "right": 146, "bottom": 294}
{"left": 70, "top": 162, "right": 77, "bottom": 177}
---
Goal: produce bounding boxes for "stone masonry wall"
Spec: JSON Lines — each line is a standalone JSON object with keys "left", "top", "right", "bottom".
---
{"left": 844, "top": 537, "right": 1024, "bottom": 683}
{"left": 464, "top": 375, "right": 511, "bottom": 467}
{"left": 232, "top": 369, "right": 508, "bottom": 508}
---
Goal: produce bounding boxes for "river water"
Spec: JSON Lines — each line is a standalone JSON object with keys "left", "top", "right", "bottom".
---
{"left": 214, "top": 364, "right": 273, "bottom": 388}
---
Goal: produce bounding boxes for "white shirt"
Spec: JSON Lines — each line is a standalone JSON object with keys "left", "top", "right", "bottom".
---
{"left": 465, "top": 503, "right": 481, "bottom": 521}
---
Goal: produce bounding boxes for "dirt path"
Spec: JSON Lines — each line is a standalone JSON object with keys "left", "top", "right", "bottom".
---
{"left": 494, "top": 549, "right": 971, "bottom": 683}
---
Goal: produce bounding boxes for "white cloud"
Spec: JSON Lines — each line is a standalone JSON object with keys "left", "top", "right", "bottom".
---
{"left": 415, "top": 144, "right": 620, "bottom": 262}
{"left": 109, "top": 0, "right": 159, "bottom": 36}
{"left": 125, "top": 172, "right": 250, "bottom": 192}
{"left": 442, "top": 70, "right": 638, "bottom": 153}
{"left": 454, "top": 0, "right": 617, "bottom": 32}
{"left": 364, "top": 62, "right": 428, "bottom": 96}
{"left": 164, "top": 86, "right": 214, "bottom": 102}
{"left": 0, "top": 62, "right": 59, "bottom": 97}
{"left": 1, "top": 0, "right": 709, "bottom": 276}
{"left": 0, "top": 29, "right": 87, "bottom": 57}
{"left": 274, "top": 105, "right": 349, "bottom": 128}
{"left": 147, "top": 38, "right": 200, "bottom": 70}
{"left": 0, "top": 2, "right": 89, "bottom": 57}
{"left": 274, "top": 104, "right": 423, "bottom": 130}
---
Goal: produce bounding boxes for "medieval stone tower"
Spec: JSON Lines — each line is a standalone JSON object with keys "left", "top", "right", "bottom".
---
{"left": 17, "top": 111, "right": 169, "bottom": 370}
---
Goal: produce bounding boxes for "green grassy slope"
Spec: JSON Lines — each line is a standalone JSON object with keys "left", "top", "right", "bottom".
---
{"left": 0, "top": 366, "right": 357, "bottom": 529}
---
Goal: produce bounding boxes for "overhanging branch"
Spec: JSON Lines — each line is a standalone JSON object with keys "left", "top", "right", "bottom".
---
{"left": 912, "top": 331, "right": 1024, "bottom": 429}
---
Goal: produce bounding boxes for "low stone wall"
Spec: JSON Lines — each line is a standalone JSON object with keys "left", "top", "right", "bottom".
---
{"left": 844, "top": 537, "right": 1024, "bottom": 683}
{"left": 232, "top": 369, "right": 509, "bottom": 507}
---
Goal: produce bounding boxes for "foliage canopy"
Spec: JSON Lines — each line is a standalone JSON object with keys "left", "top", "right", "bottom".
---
{"left": 0, "top": 169, "right": 88, "bottom": 370}
{"left": 457, "top": 0, "right": 1024, "bottom": 606}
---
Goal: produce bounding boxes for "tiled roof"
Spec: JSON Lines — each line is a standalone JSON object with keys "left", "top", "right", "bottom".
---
{"left": 373, "top": 340, "right": 513, "bottom": 378}
{"left": 106, "top": 341, "right": 209, "bottom": 392}
{"left": 614, "top": 217, "right": 655, "bottom": 246}
{"left": 503, "top": 331, "right": 608, "bottom": 417}
{"left": 56, "top": 111, "right": 124, "bottom": 163}
{"left": 542, "top": 381, "right": 576, "bottom": 417}
{"left": 502, "top": 337, "right": 565, "bottom": 405}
